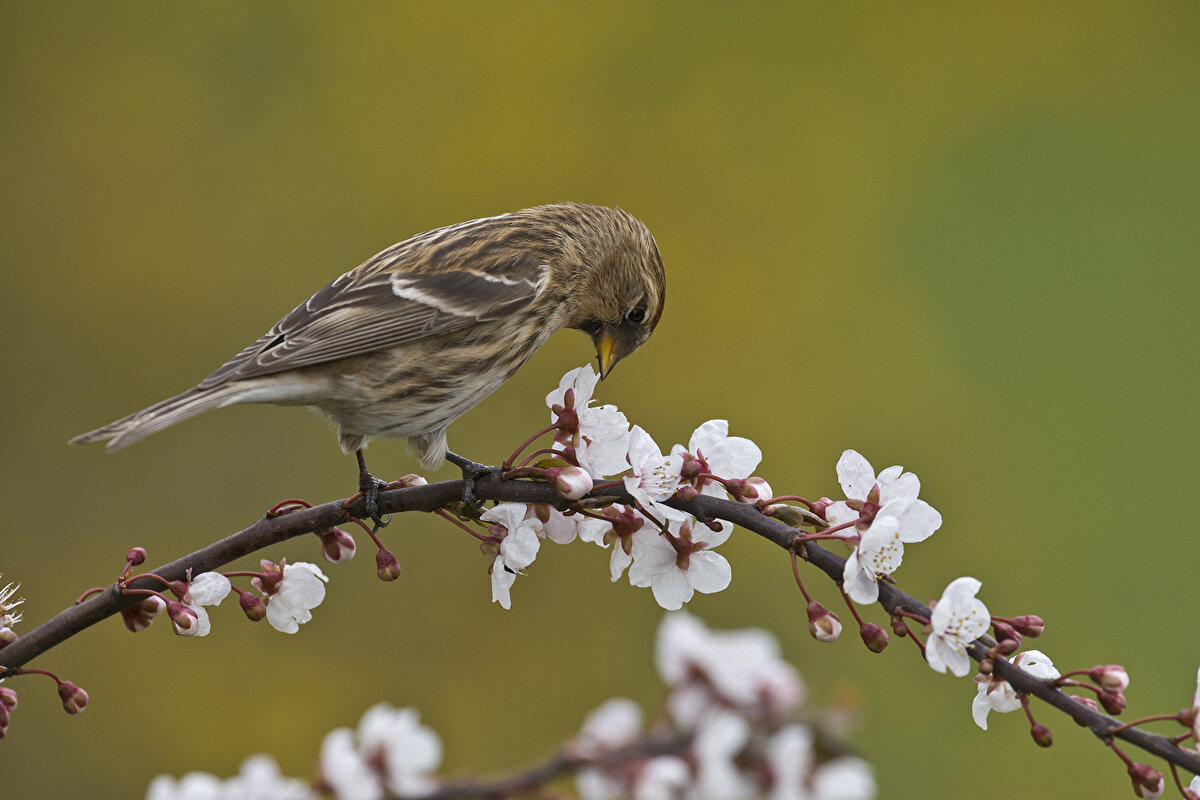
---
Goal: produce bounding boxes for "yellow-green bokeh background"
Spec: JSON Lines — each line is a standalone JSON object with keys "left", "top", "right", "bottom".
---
{"left": 4, "top": 3, "right": 1199, "bottom": 797}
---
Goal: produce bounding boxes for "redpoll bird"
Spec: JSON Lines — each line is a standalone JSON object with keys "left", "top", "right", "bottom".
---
{"left": 72, "top": 203, "right": 666, "bottom": 516}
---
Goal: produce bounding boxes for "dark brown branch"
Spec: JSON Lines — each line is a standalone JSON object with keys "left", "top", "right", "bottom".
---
{"left": 1, "top": 474, "right": 1197, "bottom": 777}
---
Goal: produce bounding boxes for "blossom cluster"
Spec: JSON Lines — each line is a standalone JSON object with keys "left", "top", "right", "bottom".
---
{"left": 478, "top": 365, "right": 776, "bottom": 610}
{"left": 572, "top": 612, "right": 874, "bottom": 800}
{"left": 144, "top": 613, "right": 875, "bottom": 800}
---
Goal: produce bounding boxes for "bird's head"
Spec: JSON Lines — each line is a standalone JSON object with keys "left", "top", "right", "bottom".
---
{"left": 541, "top": 204, "right": 666, "bottom": 379}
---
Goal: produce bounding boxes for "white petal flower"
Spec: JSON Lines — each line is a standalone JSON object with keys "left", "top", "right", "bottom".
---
{"left": 765, "top": 724, "right": 814, "bottom": 800}
{"left": 829, "top": 450, "right": 942, "bottom": 543}
{"left": 481, "top": 503, "right": 543, "bottom": 609}
{"left": 694, "top": 709, "right": 752, "bottom": 800}
{"left": 972, "top": 650, "right": 1060, "bottom": 730}
{"left": 264, "top": 563, "right": 328, "bottom": 634}
{"left": 841, "top": 515, "right": 903, "bottom": 604}
{"left": 655, "top": 612, "right": 804, "bottom": 723}
{"left": 927, "top": 577, "right": 990, "bottom": 677}
{"left": 357, "top": 704, "right": 442, "bottom": 797}
{"left": 146, "top": 771, "right": 223, "bottom": 800}
{"left": 632, "top": 756, "right": 691, "bottom": 800}
{"left": 628, "top": 518, "right": 731, "bottom": 610}
{"left": 547, "top": 366, "right": 632, "bottom": 478}
{"left": 811, "top": 757, "right": 876, "bottom": 800}
{"left": 184, "top": 572, "right": 231, "bottom": 637}
{"left": 623, "top": 427, "right": 685, "bottom": 518}
{"left": 319, "top": 728, "right": 381, "bottom": 800}
{"left": 225, "top": 755, "right": 314, "bottom": 800}
{"left": 573, "top": 697, "right": 642, "bottom": 758}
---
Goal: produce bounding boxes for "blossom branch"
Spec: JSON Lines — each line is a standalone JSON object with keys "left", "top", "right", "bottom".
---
{"left": 2, "top": 472, "right": 1198, "bottom": 779}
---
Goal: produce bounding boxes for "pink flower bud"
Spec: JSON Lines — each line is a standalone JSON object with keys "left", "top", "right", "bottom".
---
{"left": 126, "top": 547, "right": 147, "bottom": 567}
{"left": 0, "top": 687, "right": 17, "bottom": 710}
{"left": 1011, "top": 614, "right": 1044, "bottom": 636}
{"left": 120, "top": 596, "right": 167, "bottom": 633}
{"left": 0, "top": 703, "right": 9, "bottom": 739}
{"left": 679, "top": 457, "right": 703, "bottom": 480}
{"left": 319, "top": 528, "right": 357, "bottom": 563}
{"left": 674, "top": 485, "right": 700, "bottom": 502}
{"left": 1128, "top": 763, "right": 1164, "bottom": 798}
{"left": 549, "top": 466, "right": 593, "bottom": 500}
{"left": 859, "top": 622, "right": 889, "bottom": 653}
{"left": 166, "top": 600, "right": 199, "bottom": 636}
{"left": 0, "top": 627, "right": 17, "bottom": 646}
{"left": 238, "top": 591, "right": 267, "bottom": 622}
{"left": 376, "top": 548, "right": 402, "bottom": 582}
{"left": 1099, "top": 690, "right": 1127, "bottom": 715}
{"left": 994, "top": 638, "right": 1019, "bottom": 656}
{"left": 1090, "top": 664, "right": 1130, "bottom": 692}
{"left": 57, "top": 681, "right": 89, "bottom": 714}
{"left": 806, "top": 601, "right": 842, "bottom": 643}
{"left": 1030, "top": 722, "right": 1053, "bottom": 747}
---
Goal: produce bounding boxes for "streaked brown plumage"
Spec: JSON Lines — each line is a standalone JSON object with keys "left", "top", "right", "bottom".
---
{"left": 72, "top": 203, "right": 666, "bottom": 481}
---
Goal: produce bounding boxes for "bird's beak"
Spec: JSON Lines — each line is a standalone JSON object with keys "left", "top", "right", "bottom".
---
{"left": 595, "top": 329, "right": 618, "bottom": 379}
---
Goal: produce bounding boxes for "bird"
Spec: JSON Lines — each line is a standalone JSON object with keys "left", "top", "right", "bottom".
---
{"left": 71, "top": 202, "right": 666, "bottom": 520}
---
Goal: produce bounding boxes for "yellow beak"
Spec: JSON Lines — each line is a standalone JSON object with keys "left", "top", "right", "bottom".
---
{"left": 595, "top": 329, "right": 618, "bottom": 379}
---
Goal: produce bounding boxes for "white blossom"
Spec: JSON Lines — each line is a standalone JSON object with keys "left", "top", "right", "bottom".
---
{"left": 655, "top": 612, "right": 805, "bottom": 724}
{"left": 693, "top": 709, "right": 752, "bottom": 800}
{"left": 826, "top": 450, "right": 941, "bottom": 543}
{"left": 357, "top": 705, "right": 442, "bottom": 797}
{"left": 628, "top": 517, "right": 731, "bottom": 610}
{"left": 841, "top": 515, "right": 903, "bottom": 605}
{"left": 972, "top": 650, "right": 1059, "bottom": 730}
{"left": 481, "top": 503, "right": 541, "bottom": 609}
{"left": 547, "top": 366, "right": 632, "bottom": 478}
{"left": 183, "top": 572, "right": 231, "bottom": 637}
{"left": 623, "top": 426, "right": 685, "bottom": 520}
{"left": 632, "top": 756, "right": 691, "bottom": 800}
{"left": 927, "top": 577, "right": 990, "bottom": 677}
{"left": 673, "top": 419, "right": 763, "bottom": 499}
{"left": 263, "top": 563, "right": 328, "bottom": 634}
{"left": 146, "top": 755, "right": 313, "bottom": 800}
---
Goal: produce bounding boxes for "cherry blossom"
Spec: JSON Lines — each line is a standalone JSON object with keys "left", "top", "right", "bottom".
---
{"left": 357, "top": 704, "right": 443, "bottom": 797}
{"left": 147, "top": 755, "right": 313, "bottom": 800}
{"left": 842, "top": 515, "right": 904, "bottom": 604}
{"left": 655, "top": 612, "right": 805, "bottom": 724}
{"left": 972, "top": 650, "right": 1060, "bottom": 730}
{"left": 546, "top": 366, "right": 632, "bottom": 478}
{"left": 927, "top": 577, "right": 990, "bottom": 677}
{"left": 179, "top": 572, "right": 231, "bottom": 637}
{"left": 480, "top": 503, "right": 541, "bottom": 609}
{"left": 623, "top": 426, "right": 685, "bottom": 520}
{"left": 628, "top": 517, "right": 731, "bottom": 610}
{"left": 255, "top": 563, "right": 328, "bottom": 634}
{"left": 672, "top": 420, "right": 763, "bottom": 499}
{"left": 826, "top": 450, "right": 942, "bottom": 543}
{"left": 578, "top": 504, "right": 646, "bottom": 582}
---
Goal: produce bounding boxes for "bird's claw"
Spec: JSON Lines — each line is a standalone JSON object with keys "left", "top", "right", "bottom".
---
{"left": 445, "top": 452, "right": 499, "bottom": 508}
{"left": 359, "top": 476, "right": 392, "bottom": 530}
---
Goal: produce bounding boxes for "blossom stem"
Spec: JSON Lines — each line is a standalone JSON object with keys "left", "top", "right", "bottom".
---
{"left": 74, "top": 587, "right": 105, "bottom": 604}
{"left": 266, "top": 498, "right": 313, "bottom": 517}
{"left": 839, "top": 587, "right": 868, "bottom": 626}
{"left": 1107, "top": 714, "right": 1186, "bottom": 736}
{"left": 435, "top": 508, "right": 491, "bottom": 542}
{"left": 789, "top": 551, "right": 814, "bottom": 602}
{"left": 14, "top": 667, "right": 65, "bottom": 687}
{"left": 503, "top": 424, "right": 561, "bottom": 470}
{"left": 762, "top": 494, "right": 821, "bottom": 512}
{"left": 515, "top": 447, "right": 571, "bottom": 469}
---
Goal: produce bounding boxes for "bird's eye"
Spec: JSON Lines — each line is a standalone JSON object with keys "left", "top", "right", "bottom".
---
{"left": 626, "top": 306, "right": 646, "bottom": 324}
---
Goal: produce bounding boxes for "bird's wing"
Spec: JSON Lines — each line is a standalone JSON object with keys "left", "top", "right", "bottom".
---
{"left": 198, "top": 236, "right": 546, "bottom": 388}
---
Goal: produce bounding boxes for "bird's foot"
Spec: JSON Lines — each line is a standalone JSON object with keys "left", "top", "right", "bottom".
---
{"left": 445, "top": 450, "right": 500, "bottom": 507}
{"left": 355, "top": 449, "right": 391, "bottom": 530}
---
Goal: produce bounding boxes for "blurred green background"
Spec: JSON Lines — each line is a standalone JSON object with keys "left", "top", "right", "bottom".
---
{"left": 3, "top": 3, "right": 1200, "bottom": 797}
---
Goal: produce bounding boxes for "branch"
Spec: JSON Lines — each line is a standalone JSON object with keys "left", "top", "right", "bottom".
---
{"left": 2, "top": 473, "right": 1198, "bottom": 778}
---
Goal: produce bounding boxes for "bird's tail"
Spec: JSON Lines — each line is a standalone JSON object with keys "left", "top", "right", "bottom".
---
{"left": 69, "top": 385, "right": 244, "bottom": 451}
